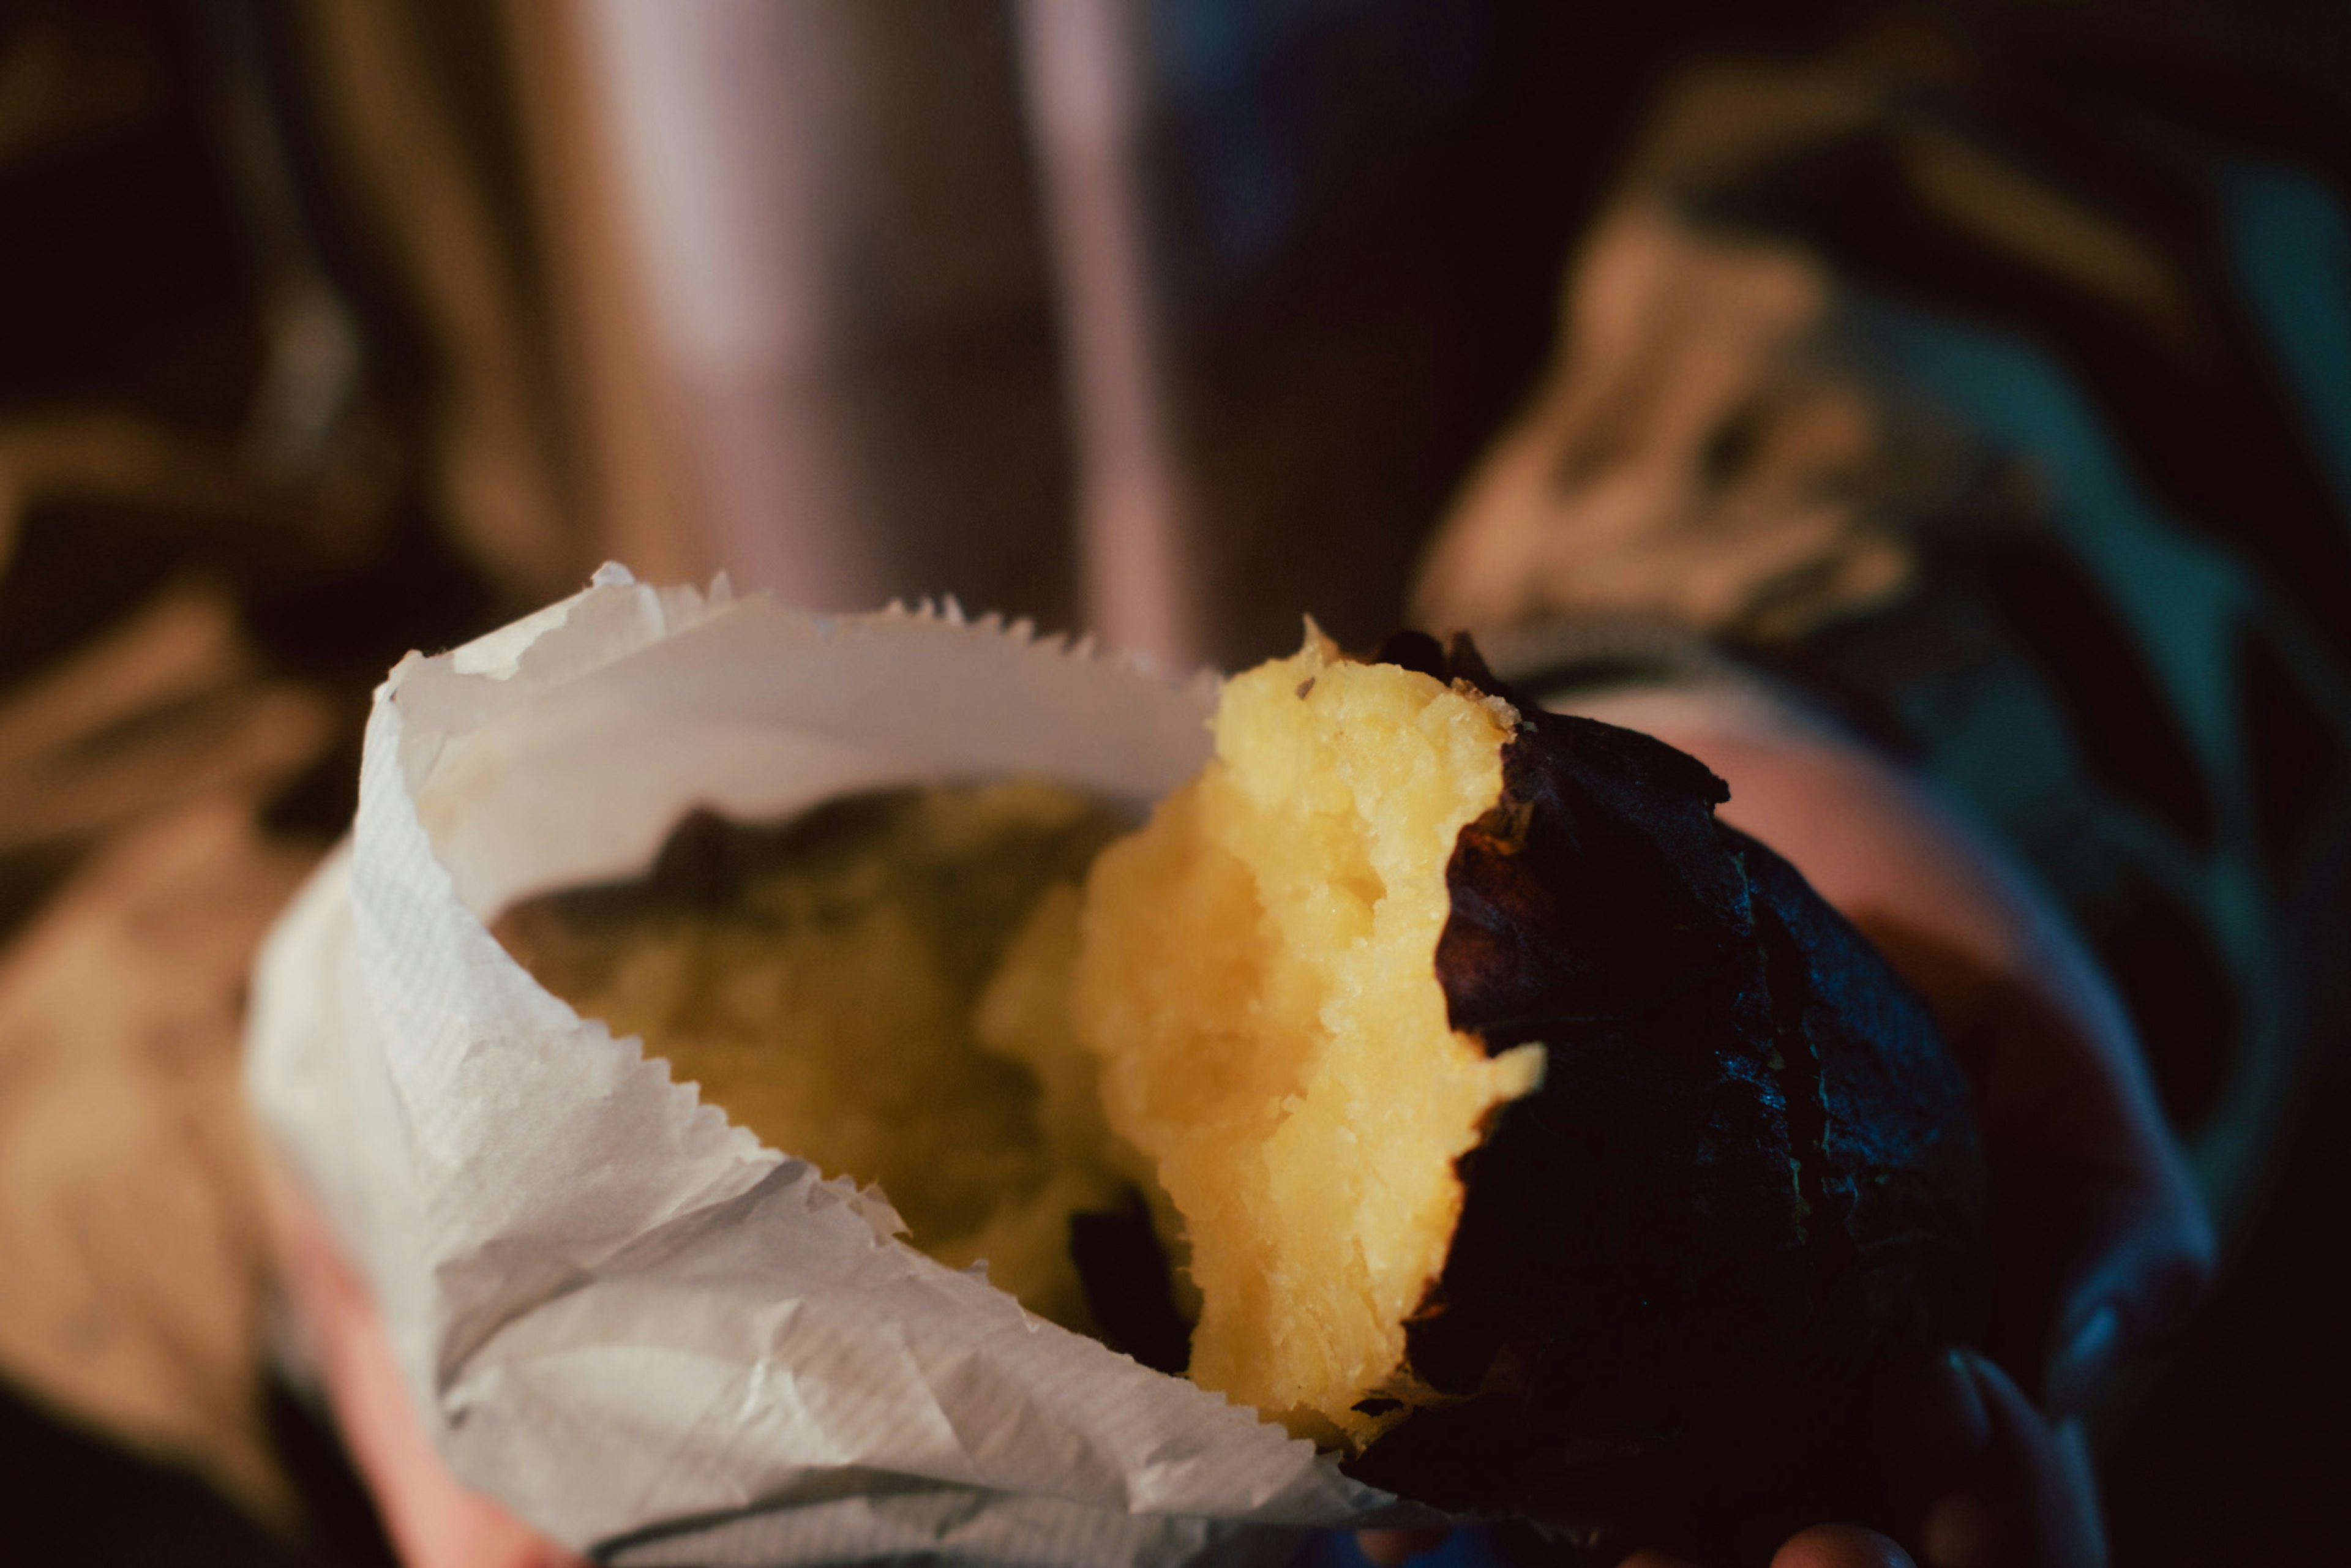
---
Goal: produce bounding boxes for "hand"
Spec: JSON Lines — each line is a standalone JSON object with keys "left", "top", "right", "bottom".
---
{"left": 265, "top": 1177, "right": 585, "bottom": 1568}
{"left": 275, "top": 684, "right": 2210, "bottom": 1568}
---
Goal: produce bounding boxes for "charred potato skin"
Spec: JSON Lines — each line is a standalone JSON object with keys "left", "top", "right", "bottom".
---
{"left": 1344, "top": 646, "right": 1986, "bottom": 1544}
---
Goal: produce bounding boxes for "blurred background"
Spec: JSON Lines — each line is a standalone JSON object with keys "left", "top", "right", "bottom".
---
{"left": 0, "top": 0, "right": 2347, "bottom": 1562}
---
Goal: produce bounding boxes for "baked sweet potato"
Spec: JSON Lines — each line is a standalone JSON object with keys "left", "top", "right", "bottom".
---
{"left": 1067, "top": 629, "right": 1983, "bottom": 1545}
{"left": 500, "top": 627, "right": 1985, "bottom": 1550}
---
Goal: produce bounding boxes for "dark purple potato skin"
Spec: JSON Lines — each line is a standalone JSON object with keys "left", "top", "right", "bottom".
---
{"left": 1343, "top": 638, "right": 1985, "bottom": 1553}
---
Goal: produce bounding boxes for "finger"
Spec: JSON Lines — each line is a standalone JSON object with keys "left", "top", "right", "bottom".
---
{"left": 1962, "top": 948, "right": 2213, "bottom": 1414}
{"left": 1875, "top": 1348, "right": 2105, "bottom": 1568}
{"left": 1771, "top": 1525, "right": 1916, "bottom": 1568}
{"left": 1851, "top": 896, "right": 2216, "bottom": 1409}
{"left": 1356, "top": 1528, "right": 1450, "bottom": 1564}
{"left": 1863, "top": 928, "right": 2211, "bottom": 1411}
{"left": 1616, "top": 1526, "right": 1913, "bottom": 1568}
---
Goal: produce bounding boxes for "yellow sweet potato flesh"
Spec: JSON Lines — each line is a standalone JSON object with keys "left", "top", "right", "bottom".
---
{"left": 1069, "top": 633, "right": 1543, "bottom": 1446}
{"left": 494, "top": 782, "right": 1136, "bottom": 1332}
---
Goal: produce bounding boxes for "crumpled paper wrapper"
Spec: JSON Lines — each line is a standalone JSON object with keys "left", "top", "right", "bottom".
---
{"left": 245, "top": 566, "right": 1419, "bottom": 1566}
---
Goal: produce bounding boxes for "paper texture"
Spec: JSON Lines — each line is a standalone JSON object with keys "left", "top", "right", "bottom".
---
{"left": 246, "top": 568, "right": 1411, "bottom": 1565}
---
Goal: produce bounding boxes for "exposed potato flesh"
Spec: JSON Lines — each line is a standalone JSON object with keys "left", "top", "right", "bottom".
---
{"left": 1071, "top": 631, "right": 1544, "bottom": 1446}
{"left": 494, "top": 783, "right": 1134, "bottom": 1330}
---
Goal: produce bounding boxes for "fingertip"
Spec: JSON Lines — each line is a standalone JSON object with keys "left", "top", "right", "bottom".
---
{"left": 1771, "top": 1524, "right": 1916, "bottom": 1568}
{"left": 1917, "top": 1495, "right": 1995, "bottom": 1568}
{"left": 1355, "top": 1528, "right": 1449, "bottom": 1565}
{"left": 2041, "top": 1176, "right": 2215, "bottom": 1418}
{"left": 2042, "top": 1300, "right": 2122, "bottom": 1422}
{"left": 2134, "top": 1187, "right": 2218, "bottom": 1350}
{"left": 1890, "top": 1350, "right": 2105, "bottom": 1568}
